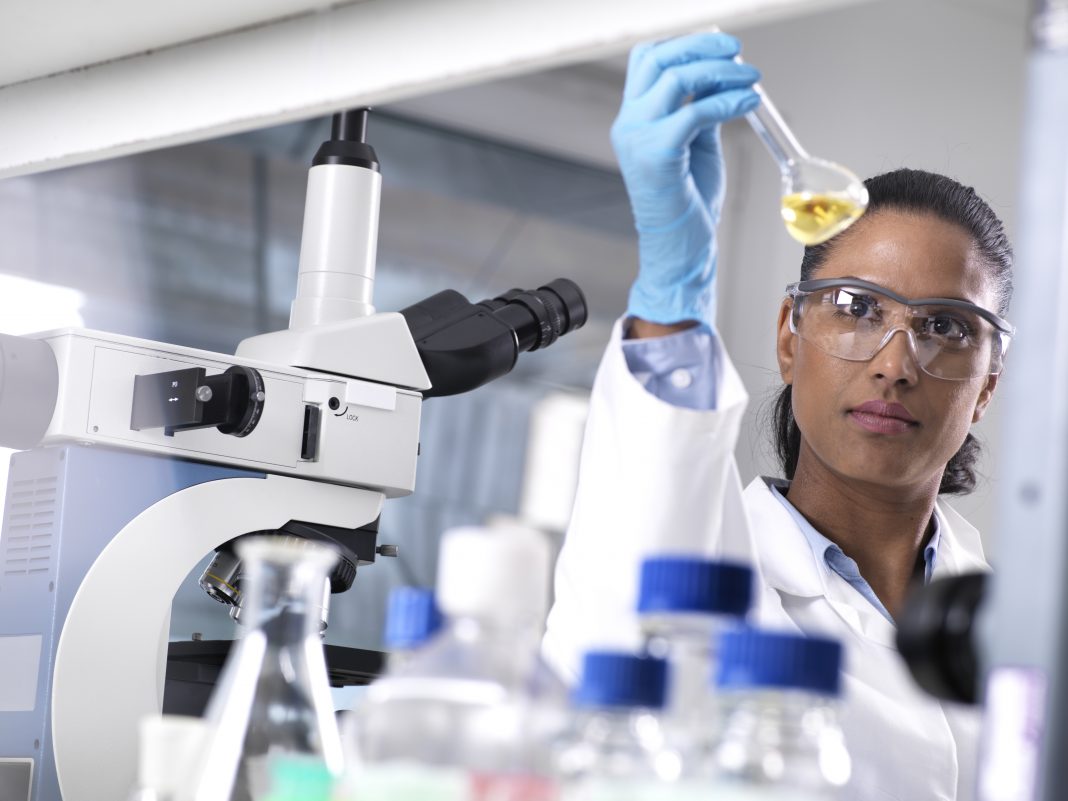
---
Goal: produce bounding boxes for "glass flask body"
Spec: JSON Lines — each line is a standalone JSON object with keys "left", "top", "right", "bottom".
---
{"left": 701, "top": 27, "right": 869, "bottom": 246}
{"left": 193, "top": 537, "right": 343, "bottom": 801}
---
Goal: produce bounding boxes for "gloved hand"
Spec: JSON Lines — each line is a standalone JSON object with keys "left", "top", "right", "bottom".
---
{"left": 611, "top": 33, "right": 761, "bottom": 327}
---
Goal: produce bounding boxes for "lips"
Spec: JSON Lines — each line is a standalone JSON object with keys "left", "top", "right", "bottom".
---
{"left": 848, "top": 400, "right": 918, "bottom": 435}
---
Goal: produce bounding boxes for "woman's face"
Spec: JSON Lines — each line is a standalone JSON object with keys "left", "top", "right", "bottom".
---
{"left": 776, "top": 209, "right": 1000, "bottom": 492}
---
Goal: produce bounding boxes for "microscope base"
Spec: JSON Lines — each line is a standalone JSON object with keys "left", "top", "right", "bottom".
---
{"left": 0, "top": 444, "right": 383, "bottom": 801}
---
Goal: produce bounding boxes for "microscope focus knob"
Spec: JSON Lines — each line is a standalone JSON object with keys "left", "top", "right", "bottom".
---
{"left": 215, "top": 366, "right": 266, "bottom": 438}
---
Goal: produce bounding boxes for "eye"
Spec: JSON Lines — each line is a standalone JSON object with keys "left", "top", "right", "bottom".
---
{"left": 923, "top": 314, "right": 972, "bottom": 342}
{"left": 830, "top": 291, "right": 879, "bottom": 320}
{"left": 848, "top": 297, "right": 873, "bottom": 318}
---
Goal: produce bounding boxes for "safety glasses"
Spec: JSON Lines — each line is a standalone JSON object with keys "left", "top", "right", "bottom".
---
{"left": 785, "top": 278, "right": 1015, "bottom": 381}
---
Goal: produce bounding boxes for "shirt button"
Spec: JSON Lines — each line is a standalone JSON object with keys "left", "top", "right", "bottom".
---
{"left": 669, "top": 368, "right": 693, "bottom": 389}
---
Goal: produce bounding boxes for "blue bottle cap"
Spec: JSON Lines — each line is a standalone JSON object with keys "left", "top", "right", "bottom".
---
{"left": 573, "top": 651, "right": 669, "bottom": 710}
{"left": 383, "top": 587, "right": 443, "bottom": 650}
{"left": 716, "top": 627, "right": 843, "bottom": 697}
{"left": 637, "top": 556, "right": 753, "bottom": 618}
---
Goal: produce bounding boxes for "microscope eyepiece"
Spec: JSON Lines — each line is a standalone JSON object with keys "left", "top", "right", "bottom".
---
{"left": 482, "top": 279, "right": 588, "bottom": 352}
{"left": 401, "top": 277, "right": 588, "bottom": 398}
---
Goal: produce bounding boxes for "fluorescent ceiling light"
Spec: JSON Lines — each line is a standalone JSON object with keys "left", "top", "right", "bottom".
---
{"left": 0, "top": 273, "right": 85, "bottom": 335}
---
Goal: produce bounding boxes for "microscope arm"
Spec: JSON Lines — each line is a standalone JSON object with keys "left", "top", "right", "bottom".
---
{"left": 50, "top": 474, "right": 383, "bottom": 801}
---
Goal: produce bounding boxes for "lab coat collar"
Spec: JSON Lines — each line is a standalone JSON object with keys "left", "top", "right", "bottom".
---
{"left": 746, "top": 478, "right": 894, "bottom": 646}
{"left": 745, "top": 477, "right": 826, "bottom": 599}
{"left": 747, "top": 477, "right": 989, "bottom": 587}
{"left": 744, "top": 477, "right": 990, "bottom": 646}
{"left": 931, "top": 498, "right": 990, "bottom": 578}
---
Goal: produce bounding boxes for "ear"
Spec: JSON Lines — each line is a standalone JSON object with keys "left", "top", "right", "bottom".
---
{"left": 776, "top": 299, "right": 797, "bottom": 385}
{"left": 972, "top": 373, "right": 998, "bottom": 423}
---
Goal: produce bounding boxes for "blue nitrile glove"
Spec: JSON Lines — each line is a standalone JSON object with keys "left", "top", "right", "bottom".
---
{"left": 611, "top": 33, "right": 761, "bottom": 327}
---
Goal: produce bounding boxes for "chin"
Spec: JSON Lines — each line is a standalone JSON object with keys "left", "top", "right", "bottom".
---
{"left": 839, "top": 455, "right": 936, "bottom": 490}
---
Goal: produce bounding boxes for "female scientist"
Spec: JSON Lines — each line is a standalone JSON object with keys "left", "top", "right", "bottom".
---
{"left": 543, "top": 32, "right": 1013, "bottom": 801}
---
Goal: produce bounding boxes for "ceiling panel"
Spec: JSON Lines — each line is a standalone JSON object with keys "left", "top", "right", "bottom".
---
{"left": 0, "top": 0, "right": 874, "bottom": 179}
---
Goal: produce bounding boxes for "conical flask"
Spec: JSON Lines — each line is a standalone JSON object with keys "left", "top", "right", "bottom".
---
{"left": 192, "top": 536, "right": 343, "bottom": 801}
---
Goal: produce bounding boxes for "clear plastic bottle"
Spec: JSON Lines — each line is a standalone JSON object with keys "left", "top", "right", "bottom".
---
{"left": 191, "top": 537, "right": 344, "bottom": 801}
{"left": 702, "top": 628, "right": 851, "bottom": 800}
{"left": 381, "top": 586, "right": 443, "bottom": 670}
{"left": 342, "top": 525, "right": 566, "bottom": 801}
{"left": 637, "top": 556, "right": 752, "bottom": 747}
{"left": 557, "top": 650, "right": 695, "bottom": 801}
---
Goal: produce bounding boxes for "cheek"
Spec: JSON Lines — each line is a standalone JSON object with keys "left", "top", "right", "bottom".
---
{"left": 931, "top": 381, "right": 984, "bottom": 444}
{"left": 789, "top": 345, "right": 852, "bottom": 430}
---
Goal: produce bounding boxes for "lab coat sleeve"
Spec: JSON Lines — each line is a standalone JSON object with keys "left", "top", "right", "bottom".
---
{"left": 543, "top": 318, "right": 752, "bottom": 681}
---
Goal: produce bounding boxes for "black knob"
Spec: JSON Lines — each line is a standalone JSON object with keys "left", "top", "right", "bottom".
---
{"left": 130, "top": 365, "right": 265, "bottom": 437}
{"left": 215, "top": 366, "right": 266, "bottom": 438}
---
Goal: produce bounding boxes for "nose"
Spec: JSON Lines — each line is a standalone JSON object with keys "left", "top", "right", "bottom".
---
{"left": 867, "top": 327, "right": 920, "bottom": 385}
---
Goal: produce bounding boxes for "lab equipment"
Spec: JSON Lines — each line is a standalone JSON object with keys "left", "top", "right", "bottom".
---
{"left": 704, "top": 628, "right": 850, "bottom": 799}
{"left": 786, "top": 278, "right": 1015, "bottom": 380}
{"left": 382, "top": 586, "right": 443, "bottom": 670}
{"left": 191, "top": 537, "right": 343, "bottom": 801}
{"left": 557, "top": 650, "right": 690, "bottom": 801}
{"left": 343, "top": 525, "right": 565, "bottom": 801}
{"left": 0, "top": 107, "right": 587, "bottom": 801}
{"left": 736, "top": 57, "right": 869, "bottom": 245}
{"left": 637, "top": 557, "right": 752, "bottom": 745}
{"left": 610, "top": 33, "right": 761, "bottom": 327}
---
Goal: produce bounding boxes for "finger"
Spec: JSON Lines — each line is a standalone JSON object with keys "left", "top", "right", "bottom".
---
{"left": 655, "top": 88, "right": 761, "bottom": 151}
{"left": 625, "top": 32, "right": 743, "bottom": 99}
{"left": 630, "top": 60, "right": 761, "bottom": 122}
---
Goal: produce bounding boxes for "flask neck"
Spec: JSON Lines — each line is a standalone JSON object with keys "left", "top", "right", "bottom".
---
{"left": 745, "top": 85, "right": 811, "bottom": 176}
{"left": 240, "top": 551, "right": 334, "bottom": 641}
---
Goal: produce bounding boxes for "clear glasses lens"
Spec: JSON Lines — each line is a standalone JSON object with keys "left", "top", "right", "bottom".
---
{"left": 793, "top": 286, "right": 1005, "bottom": 380}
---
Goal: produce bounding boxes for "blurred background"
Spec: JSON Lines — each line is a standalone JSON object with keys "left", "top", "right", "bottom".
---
{"left": 0, "top": 0, "right": 1026, "bottom": 655}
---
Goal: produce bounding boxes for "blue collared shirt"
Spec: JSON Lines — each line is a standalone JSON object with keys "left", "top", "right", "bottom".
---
{"left": 623, "top": 324, "right": 943, "bottom": 623}
{"left": 621, "top": 323, "right": 722, "bottom": 411}
{"left": 769, "top": 483, "right": 941, "bottom": 624}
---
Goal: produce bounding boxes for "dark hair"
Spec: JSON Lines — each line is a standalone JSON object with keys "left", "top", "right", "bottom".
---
{"left": 772, "top": 168, "right": 1014, "bottom": 495}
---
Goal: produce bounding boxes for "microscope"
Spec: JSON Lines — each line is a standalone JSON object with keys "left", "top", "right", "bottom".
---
{"left": 0, "top": 109, "right": 587, "bottom": 801}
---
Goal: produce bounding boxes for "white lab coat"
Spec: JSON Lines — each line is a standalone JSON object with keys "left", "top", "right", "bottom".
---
{"left": 543, "top": 320, "right": 989, "bottom": 801}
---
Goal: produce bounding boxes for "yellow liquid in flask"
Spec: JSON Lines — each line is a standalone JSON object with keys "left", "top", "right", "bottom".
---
{"left": 781, "top": 192, "right": 865, "bottom": 245}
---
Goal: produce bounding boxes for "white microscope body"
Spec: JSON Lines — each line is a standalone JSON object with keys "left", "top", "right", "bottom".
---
{"left": 0, "top": 109, "right": 586, "bottom": 801}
